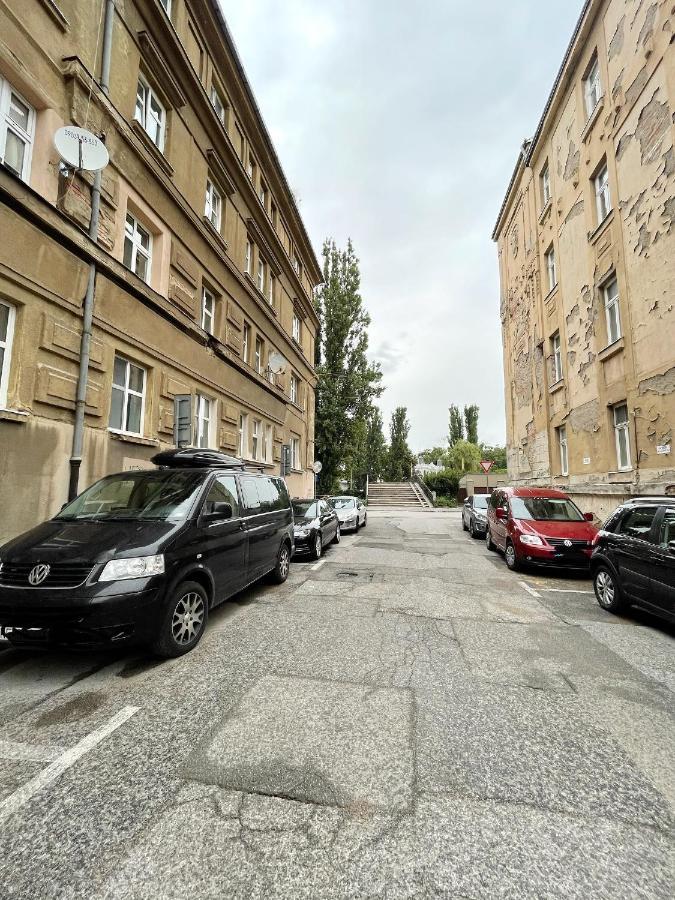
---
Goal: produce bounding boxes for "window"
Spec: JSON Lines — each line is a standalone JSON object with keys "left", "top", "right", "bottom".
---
{"left": 257, "top": 257, "right": 265, "bottom": 293}
{"left": 242, "top": 322, "right": 250, "bottom": 363}
{"left": 204, "top": 475, "right": 239, "bottom": 518}
{"left": 0, "top": 78, "right": 34, "bottom": 182}
{"left": 595, "top": 164, "right": 611, "bottom": 223}
{"left": 292, "top": 314, "right": 301, "bottom": 343}
{"left": 557, "top": 426, "right": 568, "bottom": 476}
{"left": 123, "top": 212, "right": 152, "bottom": 283}
{"left": 265, "top": 423, "right": 273, "bottom": 463}
{"left": 234, "top": 124, "right": 244, "bottom": 159}
{"left": 658, "top": 508, "right": 675, "bottom": 548}
{"left": 613, "top": 403, "right": 631, "bottom": 471}
{"left": 0, "top": 300, "right": 16, "bottom": 408}
{"left": 244, "top": 240, "right": 252, "bottom": 275}
{"left": 134, "top": 76, "right": 165, "bottom": 151}
{"left": 210, "top": 85, "right": 226, "bottom": 124}
{"left": 290, "top": 373, "right": 299, "bottom": 404}
{"left": 194, "top": 394, "right": 214, "bottom": 449}
{"left": 109, "top": 355, "right": 146, "bottom": 435}
{"left": 239, "top": 475, "right": 261, "bottom": 514}
{"left": 270, "top": 202, "right": 278, "bottom": 227}
{"left": 584, "top": 56, "right": 602, "bottom": 117}
{"left": 290, "top": 436, "right": 300, "bottom": 470}
{"left": 604, "top": 277, "right": 621, "bottom": 344}
{"left": 259, "top": 179, "right": 268, "bottom": 209}
{"left": 541, "top": 163, "right": 551, "bottom": 206}
{"left": 293, "top": 253, "right": 301, "bottom": 276}
{"left": 238, "top": 413, "right": 249, "bottom": 458}
{"left": 158, "top": 0, "right": 171, "bottom": 14}
{"left": 205, "top": 179, "right": 222, "bottom": 230}
{"left": 545, "top": 246, "right": 557, "bottom": 293}
{"left": 552, "top": 332, "right": 563, "bottom": 382}
{"left": 254, "top": 336, "right": 263, "bottom": 373}
{"left": 247, "top": 154, "right": 256, "bottom": 183}
{"left": 267, "top": 272, "right": 275, "bottom": 306}
{"left": 201, "top": 287, "right": 215, "bottom": 334}
{"left": 617, "top": 506, "right": 658, "bottom": 540}
{"left": 252, "top": 418, "right": 262, "bottom": 461}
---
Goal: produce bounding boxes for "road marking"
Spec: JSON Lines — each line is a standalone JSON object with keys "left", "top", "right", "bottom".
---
{"left": 0, "top": 705, "right": 139, "bottom": 824}
{"left": 539, "top": 588, "right": 594, "bottom": 595}
{"left": 519, "top": 581, "right": 542, "bottom": 599}
{"left": 0, "top": 739, "right": 64, "bottom": 763}
{"left": 311, "top": 558, "right": 327, "bottom": 571}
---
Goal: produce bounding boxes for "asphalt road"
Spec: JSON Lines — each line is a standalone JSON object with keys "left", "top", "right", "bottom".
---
{"left": 0, "top": 509, "right": 673, "bottom": 899}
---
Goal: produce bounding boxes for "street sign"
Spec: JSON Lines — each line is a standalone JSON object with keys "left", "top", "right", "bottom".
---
{"left": 479, "top": 460, "right": 494, "bottom": 474}
{"left": 657, "top": 444, "right": 671, "bottom": 455}
{"left": 312, "top": 460, "right": 323, "bottom": 474}
{"left": 54, "top": 126, "right": 109, "bottom": 171}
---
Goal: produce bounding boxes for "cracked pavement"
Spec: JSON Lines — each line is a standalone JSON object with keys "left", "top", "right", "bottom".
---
{"left": 0, "top": 509, "right": 673, "bottom": 898}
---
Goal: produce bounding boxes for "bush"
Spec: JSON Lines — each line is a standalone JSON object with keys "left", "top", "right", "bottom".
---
{"left": 434, "top": 496, "right": 457, "bottom": 508}
{"left": 423, "top": 469, "right": 459, "bottom": 499}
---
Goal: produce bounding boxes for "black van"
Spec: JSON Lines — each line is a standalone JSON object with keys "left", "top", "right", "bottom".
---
{"left": 0, "top": 449, "right": 294, "bottom": 657}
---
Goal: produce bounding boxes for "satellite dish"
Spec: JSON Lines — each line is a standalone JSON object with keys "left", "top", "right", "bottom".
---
{"left": 312, "top": 460, "right": 323, "bottom": 474}
{"left": 268, "top": 351, "right": 287, "bottom": 375}
{"left": 54, "top": 126, "right": 109, "bottom": 171}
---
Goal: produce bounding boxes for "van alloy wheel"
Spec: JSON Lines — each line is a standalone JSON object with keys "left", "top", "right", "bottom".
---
{"left": 594, "top": 566, "right": 626, "bottom": 613}
{"left": 152, "top": 580, "right": 209, "bottom": 658}
{"left": 172, "top": 592, "right": 205, "bottom": 645}
{"left": 278, "top": 545, "right": 290, "bottom": 579}
{"left": 505, "top": 542, "right": 519, "bottom": 570}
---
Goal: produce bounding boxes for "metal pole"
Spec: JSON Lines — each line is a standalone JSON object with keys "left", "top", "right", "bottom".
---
{"left": 67, "top": 0, "right": 114, "bottom": 501}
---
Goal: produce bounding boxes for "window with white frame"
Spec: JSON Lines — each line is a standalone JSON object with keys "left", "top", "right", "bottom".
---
{"left": 201, "top": 287, "right": 215, "bottom": 334}
{"left": 293, "top": 254, "right": 301, "bottom": 276}
{"left": 123, "top": 211, "right": 152, "bottom": 283}
{"left": 242, "top": 322, "right": 250, "bottom": 363}
{"left": 257, "top": 256, "right": 265, "bottom": 293}
{"left": 238, "top": 412, "right": 249, "bottom": 458}
{"left": 292, "top": 313, "right": 301, "bottom": 343}
{"left": 109, "top": 354, "right": 146, "bottom": 435}
{"left": 254, "top": 336, "right": 263, "bottom": 373}
{"left": 210, "top": 85, "right": 226, "bottom": 124}
{"left": 604, "top": 277, "right": 621, "bottom": 344}
{"left": 244, "top": 240, "right": 252, "bottom": 275}
{"left": 267, "top": 272, "right": 275, "bottom": 305}
{"left": 541, "top": 163, "right": 551, "bottom": 206}
{"left": 247, "top": 154, "right": 255, "bottom": 182}
{"left": 259, "top": 179, "right": 268, "bottom": 208}
{"left": 194, "top": 394, "right": 214, "bottom": 449}
{"left": 205, "top": 179, "right": 222, "bottom": 230}
{"left": 0, "top": 78, "right": 35, "bottom": 182}
{"left": 545, "top": 245, "right": 557, "bottom": 293}
{"left": 290, "top": 373, "right": 299, "bottom": 405}
{"left": 159, "top": 0, "right": 171, "bottom": 15}
{"left": 265, "top": 423, "right": 273, "bottom": 463}
{"left": 0, "top": 300, "right": 16, "bottom": 408}
{"left": 134, "top": 75, "right": 165, "bottom": 151}
{"left": 558, "top": 425, "right": 568, "bottom": 476}
{"left": 584, "top": 56, "right": 602, "bottom": 118}
{"left": 613, "top": 403, "right": 631, "bottom": 471}
{"left": 552, "top": 332, "right": 563, "bottom": 383}
{"left": 290, "top": 435, "right": 300, "bottom": 470}
{"left": 252, "top": 418, "right": 262, "bottom": 461}
{"left": 594, "top": 163, "right": 611, "bottom": 223}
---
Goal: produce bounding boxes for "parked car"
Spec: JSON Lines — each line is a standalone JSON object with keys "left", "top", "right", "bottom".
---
{"left": 485, "top": 486, "right": 597, "bottom": 571}
{"left": 0, "top": 449, "right": 294, "bottom": 658}
{"left": 462, "top": 493, "right": 490, "bottom": 537}
{"left": 330, "top": 496, "right": 367, "bottom": 532}
{"left": 292, "top": 498, "right": 340, "bottom": 559}
{"left": 590, "top": 497, "right": 675, "bottom": 623}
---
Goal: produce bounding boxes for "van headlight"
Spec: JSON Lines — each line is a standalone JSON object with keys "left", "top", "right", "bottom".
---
{"left": 99, "top": 554, "right": 165, "bottom": 582}
{"left": 519, "top": 535, "right": 544, "bottom": 547}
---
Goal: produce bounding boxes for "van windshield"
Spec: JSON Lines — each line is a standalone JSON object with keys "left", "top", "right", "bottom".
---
{"left": 56, "top": 470, "right": 205, "bottom": 521}
{"left": 473, "top": 495, "right": 489, "bottom": 510}
{"left": 510, "top": 496, "right": 584, "bottom": 522}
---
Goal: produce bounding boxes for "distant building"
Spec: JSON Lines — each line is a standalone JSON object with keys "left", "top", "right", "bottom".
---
{"left": 458, "top": 472, "right": 507, "bottom": 501}
{"left": 493, "top": 0, "right": 675, "bottom": 519}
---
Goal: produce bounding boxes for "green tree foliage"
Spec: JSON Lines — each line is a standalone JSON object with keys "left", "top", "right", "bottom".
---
{"left": 479, "top": 443, "right": 507, "bottom": 470}
{"left": 447, "top": 439, "right": 482, "bottom": 473}
{"left": 386, "top": 406, "right": 414, "bottom": 481}
{"left": 314, "top": 239, "right": 383, "bottom": 493}
{"left": 363, "top": 407, "right": 388, "bottom": 480}
{"left": 463, "top": 404, "right": 479, "bottom": 445}
{"left": 419, "top": 446, "right": 449, "bottom": 465}
{"left": 423, "top": 469, "right": 459, "bottom": 499}
{"left": 448, "top": 405, "right": 464, "bottom": 446}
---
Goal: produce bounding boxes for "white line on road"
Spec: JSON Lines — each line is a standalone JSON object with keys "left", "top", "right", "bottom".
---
{"left": 539, "top": 588, "right": 594, "bottom": 594}
{"left": 311, "top": 558, "right": 327, "bottom": 571}
{"left": 519, "top": 581, "right": 542, "bottom": 599}
{"left": 0, "top": 705, "right": 139, "bottom": 824}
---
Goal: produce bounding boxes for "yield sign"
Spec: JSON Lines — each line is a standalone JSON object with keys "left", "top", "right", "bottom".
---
{"left": 480, "top": 460, "right": 494, "bottom": 474}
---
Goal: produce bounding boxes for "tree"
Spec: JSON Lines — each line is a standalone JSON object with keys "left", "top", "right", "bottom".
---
{"left": 419, "top": 446, "right": 449, "bottom": 465}
{"left": 447, "top": 439, "right": 481, "bottom": 473}
{"left": 479, "top": 444, "right": 507, "bottom": 470}
{"left": 464, "top": 404, "right": 479, "bottom": 445}
{"left": 314, "top": 239, "right": 383, "bottom": 493}
{"left": 448, "top": 405, "right": 464, "bottom": 446}
{"left": 363, "top": 407, "right": 388, "bottom": 481}
{"left": 386, "top": 406, "right": 414, "bottom": 481}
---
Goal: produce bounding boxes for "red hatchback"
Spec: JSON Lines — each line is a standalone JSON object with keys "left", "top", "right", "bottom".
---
{"left": 485, "top": 487, "right": 598, "bottom": 571}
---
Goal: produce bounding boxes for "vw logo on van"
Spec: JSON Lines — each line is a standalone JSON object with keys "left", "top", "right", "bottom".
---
{"left": 564, "top": 539, "right": 572, "bottom": 548}
{"left": 28, "top": 564, "right": 51, "bottom": 586}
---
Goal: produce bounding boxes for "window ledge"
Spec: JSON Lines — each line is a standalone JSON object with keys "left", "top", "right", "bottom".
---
{"left": 549, "top": 379, "right": 565, "bottom": 395}
{"left": 37, "top": 0, "right": 69, "bottom": 30}
{"left": 598, "top": 336, "right": 624, "bottom": 362}
{"left": 588, "top": 209, "right": 614, "bottom": 245}
{"left": 131, "top": 120, "right": 174, "bottom": 178}
{"left": 538, "top": 198, "right": 553, "bottom": 225}
{"left": 543, "top": 284, "right": 559, "bottom": 304}
{"left": 0, "top": 408, "right": 30, "bottom": 424}
{"left": 109, "top": 430, "right": 159, "bottom": 447}
{"left": 202, "top": 217, "right": 228, "bottom": 252}
{"left": 581, "top": 96, "right": 605, "bottom": 143}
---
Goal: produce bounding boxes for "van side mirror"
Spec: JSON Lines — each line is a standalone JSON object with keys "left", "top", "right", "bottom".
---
{"left": 584, "top": 512, "right": 594, "bottom": 522}
{"left": 495, "top": 507, "right": 506, "bottom": 520}
{"left": 204, "top": 501, "right": 232, "bottom": 521}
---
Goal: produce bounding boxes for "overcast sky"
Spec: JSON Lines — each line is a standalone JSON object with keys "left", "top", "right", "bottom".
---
{"left": 219, "top": 0, "right": 583, "bottom": 451}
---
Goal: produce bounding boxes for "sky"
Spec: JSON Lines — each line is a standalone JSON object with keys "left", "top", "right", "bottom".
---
{"left": 218, "top": 0, "right": 584, "bottom": 452}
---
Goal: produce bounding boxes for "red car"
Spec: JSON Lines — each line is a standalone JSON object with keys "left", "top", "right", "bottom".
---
{"left": 485, "top": 487, "right": 598, "bottom": 571}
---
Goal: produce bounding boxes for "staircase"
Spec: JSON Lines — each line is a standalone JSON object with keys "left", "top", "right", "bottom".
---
{"left": 368, "top": 481, "right": 432, "bottom": 509}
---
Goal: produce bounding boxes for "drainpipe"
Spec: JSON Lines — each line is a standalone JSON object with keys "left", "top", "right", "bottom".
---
{"left": 68, "top": 0, "right": 115, "bottom": 501}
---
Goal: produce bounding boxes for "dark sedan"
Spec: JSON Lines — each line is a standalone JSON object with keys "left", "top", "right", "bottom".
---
{"left": 292, "top": 499, "right": 340, "bottom": 560}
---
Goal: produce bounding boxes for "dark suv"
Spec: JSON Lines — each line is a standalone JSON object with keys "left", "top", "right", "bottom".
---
{"left": 590, "top": 497, "right": 675, "bottom": 624}
{"left": 0, "top": 449, "right": 294, "bottom": 657}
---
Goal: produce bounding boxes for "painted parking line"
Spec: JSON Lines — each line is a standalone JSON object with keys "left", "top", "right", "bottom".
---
{"left": 310, "top": 558, "right": 327, "bottom": 572}
{"left": 0, "top": 705, "right": 139, "bottom": 824}
{"left": 519, "top": 581, "right": 542, "bottom": 599}
{"left": 539, "top": 588, "right": 594, "bottom": 595}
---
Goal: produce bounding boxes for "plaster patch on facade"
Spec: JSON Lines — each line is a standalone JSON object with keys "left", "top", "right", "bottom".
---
{"left": 564, "top": 199, "right": 584, "bottom": 223}
{"left": 616, "top": 132, "right": 634, "bottom": 161}
{"left": 636, "top": 3, "right": 658, "bottom": 48}
{"left": 565, "top": 302, "right": 580, "bottom": 326}
{"left": 625, "top": 66, "right": 649, "bottom": 110}
{"left": 638, "top": 365, "right": 675, "bottom": 395}
{"left": 608, "top": 14, "right": 625, "bottom": 61}
{"left": 568, "top": 399, "right": 600, "bottom": 433}
{"left": 635, "top": 92, "right": 671, "bottom": 164}
{"left": 563, "top": 140, "right": 580, "bottom": 182}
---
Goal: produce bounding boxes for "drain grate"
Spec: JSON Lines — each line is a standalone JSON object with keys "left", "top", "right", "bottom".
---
{"left": 337, "top": 571, "right": 360, "bottom": 577}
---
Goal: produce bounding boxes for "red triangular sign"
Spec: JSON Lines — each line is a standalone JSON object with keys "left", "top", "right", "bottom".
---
{"left": 480, "top": 460, "right": 494, "bottom": 473}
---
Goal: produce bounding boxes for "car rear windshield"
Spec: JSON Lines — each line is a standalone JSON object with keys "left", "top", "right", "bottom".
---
{"left": 332, "top": 498, "right": 355, "bottom": 509}
{"left": 510, "top": 496, "right": 584, "bottom": 522}
{"left": 293, "top": 501, "right": 318, "bottom": 519}
{"left": 473, "top": 495, "right": 489, "bottom": 509}
{"left": 56, "top": 470, "right": 205, "bottom": 521}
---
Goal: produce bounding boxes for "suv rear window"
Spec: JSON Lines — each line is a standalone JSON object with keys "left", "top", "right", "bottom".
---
{"left": 617, "top": 506, "right": 658, "bottom": 540}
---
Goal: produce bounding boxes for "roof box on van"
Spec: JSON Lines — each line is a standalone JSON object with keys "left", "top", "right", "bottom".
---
{"left": 151, "top": 449, "right": 245, "bottom": 469}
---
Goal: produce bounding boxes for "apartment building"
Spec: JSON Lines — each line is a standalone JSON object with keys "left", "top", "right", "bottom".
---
{"left": 493, "top": 0, "right": 675, "bottom": 519}
{"left": 0, "top": 0, "right": 321, "bottom": 542}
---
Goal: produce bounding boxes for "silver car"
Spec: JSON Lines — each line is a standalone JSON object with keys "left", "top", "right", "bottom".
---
{"left": 462, "top": 493, "right": 490, "bottom": 538}
{"left": 330, "top": 496, "right": 367, "bottom": 532}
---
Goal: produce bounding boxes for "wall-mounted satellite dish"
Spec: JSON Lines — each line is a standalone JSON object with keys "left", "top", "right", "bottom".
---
{"left": 312, "top": 460, "right": 323, "bottom": 474}
{"left": 54, "top": 126, "right": 109, "bottom": 171}
{"left": 268, "top": 351, "right": 288, "bottom": 375}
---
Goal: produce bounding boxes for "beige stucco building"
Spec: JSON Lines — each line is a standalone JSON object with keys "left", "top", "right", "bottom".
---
{"left": 493, "top": 0, "right": 675, "bottom": 519}
{"left": 0, "top": 0, "right": 321, "bottom": 543}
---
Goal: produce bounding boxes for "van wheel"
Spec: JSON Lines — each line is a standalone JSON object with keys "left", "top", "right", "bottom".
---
{"left": 594, "top": 566, "right": 626, "bottom": 614}
{"left": 332, "top": 524, "right": 341, "bottom": 544}
{"left": 152, "top": 581, "right": 208, "bottom": 658}
{"left": 486, "top": 527, "right": 496, "bottom": 552}
{"left": 270, "top": 541, "right": 291, "bottom": 584}
{"left": 311, "top": 532, "right": 322, "bottom": 560}
{"left": 505, "top": 541, "right": 520, "bottom": 571}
